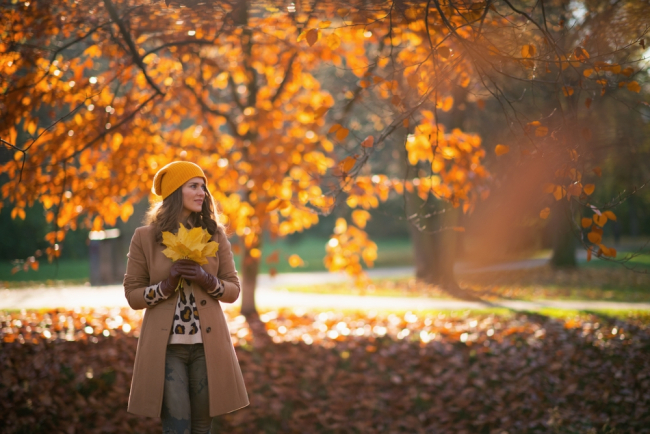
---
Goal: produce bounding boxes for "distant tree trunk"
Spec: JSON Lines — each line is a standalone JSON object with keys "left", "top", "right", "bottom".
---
{"left": 550, "top": 200, "right": 576, "bottom": 267}
{"left": 629, "top": 194, "right": 640, "bottom": 238}
{"left": 406, "top": 194, "right": 460, "bottom": 290}
{"left": 235, "top": 0, "right": 262, "bottom": 318}
{"left": 240, "top": 244, "right": 260, "bottom": 316}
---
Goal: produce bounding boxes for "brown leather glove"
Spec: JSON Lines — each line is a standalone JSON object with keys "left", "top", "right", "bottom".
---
{"left": 180, "top": 261, "right": 218, "bottom": 292}
{"left": 160, "top": 259, "right": 196, "bottom": 297}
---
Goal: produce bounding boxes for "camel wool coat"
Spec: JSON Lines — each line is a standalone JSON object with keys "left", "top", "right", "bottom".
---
{"left": 123, "top": 224, "right": 249, "bottom": 418}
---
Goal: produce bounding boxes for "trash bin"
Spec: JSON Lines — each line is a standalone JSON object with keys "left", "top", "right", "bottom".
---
{"left": 88, "top": 228, "right": 124, "bottom": 286}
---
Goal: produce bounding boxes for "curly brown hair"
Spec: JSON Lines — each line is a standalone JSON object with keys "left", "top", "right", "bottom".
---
{"left": 144, "top": 182, "right": 222, "bottom": 243}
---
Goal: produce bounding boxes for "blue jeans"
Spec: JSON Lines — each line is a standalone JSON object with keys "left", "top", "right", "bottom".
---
{"left": 162, "top": 344, "right": 217, "bottom": 434}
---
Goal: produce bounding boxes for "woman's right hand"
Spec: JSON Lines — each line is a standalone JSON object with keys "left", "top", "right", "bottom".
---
{"left": 160, "top": 260, "right": 196, "bottom": 297}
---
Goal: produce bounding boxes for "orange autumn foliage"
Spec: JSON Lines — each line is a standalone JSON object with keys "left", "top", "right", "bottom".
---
{"left": 2, "top": 0, "right": 648, "bottom": 311}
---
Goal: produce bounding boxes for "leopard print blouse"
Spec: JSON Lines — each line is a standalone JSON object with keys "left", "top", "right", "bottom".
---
{"left": 144, "top": 276, "right": 225, "bottom": 344}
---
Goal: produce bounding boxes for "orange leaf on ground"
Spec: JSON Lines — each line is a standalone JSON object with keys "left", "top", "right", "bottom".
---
{"left": 2, "top": 307, "right": 650, "bottom": 433}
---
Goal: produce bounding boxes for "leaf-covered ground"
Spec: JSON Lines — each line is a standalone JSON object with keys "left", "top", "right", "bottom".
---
{"left": 2, "top": 307, "right": 650, "bottom": 433}
{"left": 287, "top": 266, "right": 650, "bottom": 302}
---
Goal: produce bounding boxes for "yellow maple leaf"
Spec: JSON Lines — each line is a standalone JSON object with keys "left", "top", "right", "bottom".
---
{"left": 161, "top": 224, "right": 219, "bottom": 265}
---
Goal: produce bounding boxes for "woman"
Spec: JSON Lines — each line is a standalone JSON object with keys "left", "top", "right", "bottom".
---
{"left": 123, "top": 161, "right": 249, "bottom": 433}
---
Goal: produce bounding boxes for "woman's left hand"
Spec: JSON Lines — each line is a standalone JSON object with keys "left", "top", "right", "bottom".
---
{"left": 181, "top": 261, "right": 218, "bottom": 291}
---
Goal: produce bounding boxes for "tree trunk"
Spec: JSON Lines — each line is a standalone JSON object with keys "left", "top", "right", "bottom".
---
{"left": 550, "top": 200, "right": 576, "bottom": 267}
{"left": 240, "top": 244, "right": 260, "bottom": 316}
{"left": 629, "top": 194, "right": 640, "bottom": 238}
{"left": 406, "top": 194, "right": 460, "bottom": 290}
{"left": 408, "top": 218, "right": 436, "bottom": 282}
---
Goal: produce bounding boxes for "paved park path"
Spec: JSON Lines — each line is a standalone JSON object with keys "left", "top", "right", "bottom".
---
{"left": 2, "top": 261, "right": 649, "bottom": 311}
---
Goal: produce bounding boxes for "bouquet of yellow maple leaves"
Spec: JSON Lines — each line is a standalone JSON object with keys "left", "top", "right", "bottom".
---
{"left": 161, "top": 224, "right": 219, "bottom": 292}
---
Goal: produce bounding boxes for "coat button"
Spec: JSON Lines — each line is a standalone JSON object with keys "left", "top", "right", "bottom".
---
{"left": 206, "top": 327, "right": 211, "bottom": 333}
{"left": 201, "top": 300, "right": 206, "bottom": 306}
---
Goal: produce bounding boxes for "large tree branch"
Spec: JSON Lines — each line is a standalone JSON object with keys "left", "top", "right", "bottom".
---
{"left": 0, "top": 138, "right": 27, "bottom": 184}
{"left": 2, "top": 21, "right": 110, "bottom": 97}
{"left": 186, "top": 84, "right": 242, "bottom": 138}
{"left": 142, "top": 38, "right": 216, "bottom": 60}
{"left": 336, "top": 36, "right": 388, "bottom": 123}
{"left": 104, "top": 0, "right": 165, "bottom": 96}
{"left": 270, "top": 51, "right": 297, "bottom": 105}
{"left": 60, "top": 92, "right": 161, "bottom": 163}
{"left": 227, "top": 75, "right": 246, "bottom": 112}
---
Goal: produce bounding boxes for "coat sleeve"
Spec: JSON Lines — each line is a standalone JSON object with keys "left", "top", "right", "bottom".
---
{"left": 215, "top": 228, "right": 241, "bottom": 304}
{"left": 123, "top": 228, "right": 151, "bottom": 310}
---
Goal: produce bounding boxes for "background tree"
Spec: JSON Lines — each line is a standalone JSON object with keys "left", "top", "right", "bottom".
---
{"left": 2, "top": 0, "right": 649, "bottom": 314}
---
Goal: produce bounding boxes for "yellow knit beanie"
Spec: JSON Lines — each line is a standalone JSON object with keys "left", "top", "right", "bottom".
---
{"left": 152, "top": 161, "right": 207, "bottom": 200}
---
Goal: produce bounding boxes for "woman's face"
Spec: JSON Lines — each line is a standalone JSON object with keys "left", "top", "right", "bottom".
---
{"left": 181, "top": 177, "right": 206, "bottom": 215}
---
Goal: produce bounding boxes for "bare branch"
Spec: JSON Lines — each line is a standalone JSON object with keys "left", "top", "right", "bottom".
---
{"left": 270, "top": 52, "right": 297, "bottom": 105}
{"left": 104, "top": 0, "right": 165, "bottom": 96}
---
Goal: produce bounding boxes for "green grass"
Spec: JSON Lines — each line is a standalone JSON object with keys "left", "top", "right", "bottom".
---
{"left": 242, "top": 236, "right": 412, "bottom": 273}
{"left": 5, "top": 240, "right": 650, "bottom": 305}
{"left": 283, "top": 277, "right": 438, "bottom": 298}
{"left": 459, "top": 263, "right": 650, "bottom": 302}
{"left": 0, "top": 237, "right": 413, "bottom": 287}
{"left": 580, "top": 251, "right": 650, "bottom": 270}
{"left": 284, "top": 264, "right": 650, "bottom": 302}
{"left": 0, "top": 259, "right": 90, "bottom": 288}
